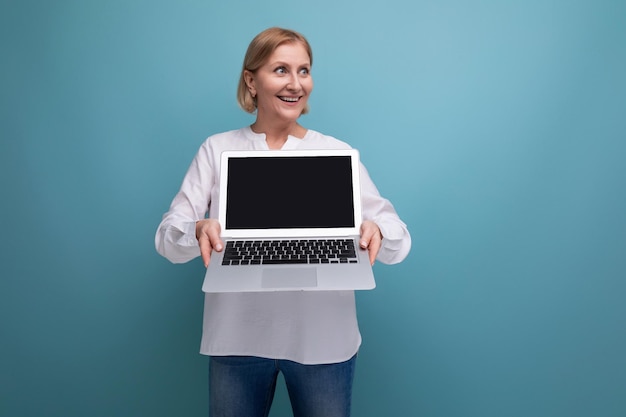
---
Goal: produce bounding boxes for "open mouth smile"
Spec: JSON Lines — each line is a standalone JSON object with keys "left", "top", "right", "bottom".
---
{"left": 278, "top": 96, "right": 301, "bottom": 102}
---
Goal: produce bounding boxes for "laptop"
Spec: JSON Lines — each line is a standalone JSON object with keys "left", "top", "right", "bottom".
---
{"left": 202, "top": 149, "right": 376, "bottom": 292}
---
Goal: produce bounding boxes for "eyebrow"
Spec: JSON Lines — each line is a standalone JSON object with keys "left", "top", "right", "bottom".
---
{"left": 268, "top": 60, "right": 311, "bottom": 68}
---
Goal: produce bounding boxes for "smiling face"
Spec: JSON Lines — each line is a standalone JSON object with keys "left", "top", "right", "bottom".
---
{"left": 244, "top": 42, "right": 313, "bottom": 126}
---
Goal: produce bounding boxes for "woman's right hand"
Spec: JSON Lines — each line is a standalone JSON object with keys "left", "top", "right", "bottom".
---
{"left": 195, "top": 219, "right": 223, "bottom": 267}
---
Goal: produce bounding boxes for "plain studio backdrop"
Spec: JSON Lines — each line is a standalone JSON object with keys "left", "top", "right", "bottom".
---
{"left": 1, "top": 1, "right": 624, "bottom": 416}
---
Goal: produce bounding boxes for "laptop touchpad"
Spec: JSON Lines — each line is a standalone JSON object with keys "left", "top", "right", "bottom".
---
{"left": 262, "top": 268, "right": 318, "bottom": 289}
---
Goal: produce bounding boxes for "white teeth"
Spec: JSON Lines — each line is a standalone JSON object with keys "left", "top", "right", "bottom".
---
{"left": 279, "top": 96, "right": 299, "bottom": 102}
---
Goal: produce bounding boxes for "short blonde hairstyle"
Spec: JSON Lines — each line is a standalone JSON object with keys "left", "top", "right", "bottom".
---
{"left": 237, "top": 27, "right": 313, "bottom": 114}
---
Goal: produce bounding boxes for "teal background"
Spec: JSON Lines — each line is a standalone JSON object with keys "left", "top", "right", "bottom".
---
{"left": 1, "top": 1, "right": 625, "bottom": 416}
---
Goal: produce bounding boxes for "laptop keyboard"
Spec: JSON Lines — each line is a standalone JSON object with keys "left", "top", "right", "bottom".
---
{"left": 221, "top": 238, "right": 359, "bottom": 266}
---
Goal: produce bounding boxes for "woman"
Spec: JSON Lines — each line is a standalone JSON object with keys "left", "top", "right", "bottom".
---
{"left": 155, "top": 27, "right": 411, "bottom": 417}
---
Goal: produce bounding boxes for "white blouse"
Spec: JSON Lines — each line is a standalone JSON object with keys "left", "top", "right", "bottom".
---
{"left": 155, "top": 127, "right": 411, "bottom": 364}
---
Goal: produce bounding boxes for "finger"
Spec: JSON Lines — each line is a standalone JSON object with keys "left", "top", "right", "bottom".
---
{"left": 359, "top": 221, "right": 377, "bottom": 248}
{"left": 207, "top": 226, "right": 223, "bottom": 253}
{"left": 360, "top": 221, "right": 382, "bottom": 265}
{"left": 367, "top": 235, "right": 382, "bottom": 265}
{"left": 359, "top": 230, "right": 373, "bottom": 249}
{"left": 198, "top": 234, "right": 213, "bottom": 268}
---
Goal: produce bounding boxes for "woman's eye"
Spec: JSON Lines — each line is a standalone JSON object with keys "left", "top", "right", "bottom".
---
{"left": 299, "top": 68, "right": 310, "bottom": 75}
{"left": 275, "top": 66, "right": 287, "bottom": 74}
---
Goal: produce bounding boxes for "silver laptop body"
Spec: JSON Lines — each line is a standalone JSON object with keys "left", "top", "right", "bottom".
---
{"left": 202, "top": 149, "right": 376, "bottom": 292}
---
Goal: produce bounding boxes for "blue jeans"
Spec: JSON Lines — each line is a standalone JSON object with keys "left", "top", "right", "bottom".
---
{"left": 209, "top": 355, "right": 356, "bottom": 417}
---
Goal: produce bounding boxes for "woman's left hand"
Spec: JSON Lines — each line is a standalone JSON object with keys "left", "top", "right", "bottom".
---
{"left": 360, "top": 220, "right": 383, "bottom": 265}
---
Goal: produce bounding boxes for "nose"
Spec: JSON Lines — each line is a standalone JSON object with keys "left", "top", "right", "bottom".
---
{"left": 286, "top": 71, "right": 302, "bottom": 91}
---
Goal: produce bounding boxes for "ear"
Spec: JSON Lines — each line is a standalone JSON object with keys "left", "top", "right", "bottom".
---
{"left": 243, "top": 70, "right": 256, "bottom": 97}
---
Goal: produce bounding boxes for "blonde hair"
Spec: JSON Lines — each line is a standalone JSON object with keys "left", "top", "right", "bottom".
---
{"left": 237, "top": 27, "right": 313, "bottom": 114}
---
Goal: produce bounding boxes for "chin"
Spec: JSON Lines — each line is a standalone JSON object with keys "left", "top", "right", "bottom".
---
{"left": 280, "top": 109, "right": 305, "bottom": 120}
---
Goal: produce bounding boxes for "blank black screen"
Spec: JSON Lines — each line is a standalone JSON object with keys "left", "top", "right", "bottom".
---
{"left": 225, "top": 156, "right": 355, "bottom": 229}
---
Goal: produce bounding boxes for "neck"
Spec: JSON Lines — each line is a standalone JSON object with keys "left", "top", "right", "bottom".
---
{"left": 251, "top": 120, "right": 306, "bottom": 150}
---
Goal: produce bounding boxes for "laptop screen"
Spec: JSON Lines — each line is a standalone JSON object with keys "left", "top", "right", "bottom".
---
{"left": 225, "top": 155, "right": 356, "bottom": 230}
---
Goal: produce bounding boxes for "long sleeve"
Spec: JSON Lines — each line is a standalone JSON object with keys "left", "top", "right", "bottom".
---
{"left": 155, "top": 141, "right": 216, "bottom": 264}
{"left": 359, "top": 163, "right": 411, "bottom": 265}
{"left": 155, "top": 127, "right": 411, "bottom": 365}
